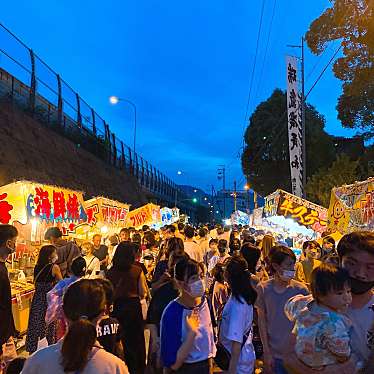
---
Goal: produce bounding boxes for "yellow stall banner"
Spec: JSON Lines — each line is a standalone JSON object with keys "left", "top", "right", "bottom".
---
{"left": 84, "top": 197, "right": 130, "bottom": 229}
{"left": 125, "top": 203, "right": 160, "bottom": 229}
{"left": 328, "top": 177, "right": 374, "bottom": 234}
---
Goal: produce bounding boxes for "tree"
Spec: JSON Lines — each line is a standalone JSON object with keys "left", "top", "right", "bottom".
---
{"left": 241, "top": 89, "right": 337, "bottom": 197}
{"left": 305, "top": 154, "right": 360, "bottom": 207}
{"left": 306, "top": 0, "right": 374, "bottom": 134}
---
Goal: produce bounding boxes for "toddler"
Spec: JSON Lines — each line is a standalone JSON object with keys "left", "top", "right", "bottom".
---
{"left": 285, "top": 263, "right": 353, "bottom": 370}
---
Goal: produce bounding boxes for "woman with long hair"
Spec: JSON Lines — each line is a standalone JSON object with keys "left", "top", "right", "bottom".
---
{"left": 160, "top": 257, "right": 216, "bottom": 373}
{"left": 106, "top": 241, "right": 148, "bottom": 374}
{"left": 217, "top": 256, "right": 257, "bottom": 374}
{"left": 22, "top": 279, "right": 128, "bottom": 373}
{"left": 25, "top": 245, "right": 62, "bottom": 354}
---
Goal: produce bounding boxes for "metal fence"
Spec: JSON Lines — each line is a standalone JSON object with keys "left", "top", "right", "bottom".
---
{"left": 0, "top": 23, "right": 192, "bottom": 207}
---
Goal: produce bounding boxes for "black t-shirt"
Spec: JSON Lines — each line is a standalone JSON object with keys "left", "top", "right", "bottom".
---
{"left": 93, "top": 245, "right": 109, "bottom": 270}
{"left": 96, "top": 316, "right": 121, "bottom": 354}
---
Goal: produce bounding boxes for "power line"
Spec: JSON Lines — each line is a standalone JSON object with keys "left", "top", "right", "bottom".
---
{"left": 305, "top": 44, "right": 342, "bottom": 99}
{"left": 242, "top": 0, "right": 266, "bottom": 138}
{"left": 305, "top": 41, "right": 336, "bottom": 82}
{"left": 254, "top": 0, "right": 277, "bottom": 101}
{"left": 243, "top": 42, "right": 342, "bottom": 179}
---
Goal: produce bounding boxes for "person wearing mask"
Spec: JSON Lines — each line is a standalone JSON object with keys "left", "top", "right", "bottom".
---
{"left": 44, "top": 227, "right": 80, "bottom": 278}
{"left": 92, "top": 234, "right": 109, "bottom": 272}
{"left": 229, "top": 238, "right": 241, "bottom": 256}
{"left": 256, "top": 245, "right": 309, "bottom": 374}
{"left": 160, "top": 258, "right": 216, "bottom": 373}
{"left": 81, "top": 242, "right": 101, "bottom": 279}
{"left": 204, "top": 239, "right": 218, "bottom": 267}
{"left": 320, "top": 236, "right": 338, "bottom": 265}
{"left": 147, "top": 252, "right": 187, "bottom": 373}
{"left": 284, "top": 231, "right": 374, "bottom": 374}
{"left": 183, "top": 226, "right": 202, "bottom": 263}
{"left": 26, "top": 245, "right": 62, "bottom": 354}
{"left": 295, "top": 241, "right": 322, "bottom": 287}
{"left": 208, "top": 239, "right": 230, "bottom": 273}
{"left": 0, "top": 225, "right": 18, "bottom": 365}
{"left": 46, "top": 256, "right": 87, "bottom": 341}
{"left": 106, "top": 242, "right": 148, "bottom": 374}
{"left": 22, "top": 279, "right": 128, "bottom": 374}
{"left": 217, "top": 256, "right": 257, "bottom": 374}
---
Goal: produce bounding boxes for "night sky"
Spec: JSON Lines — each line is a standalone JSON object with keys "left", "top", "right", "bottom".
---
{"left": 1, "top": 0, "right": 356, "bottom": 193}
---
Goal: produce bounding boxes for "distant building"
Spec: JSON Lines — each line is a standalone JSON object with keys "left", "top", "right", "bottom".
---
{"left": 214, "top": 190, "right": 265, "bottom": 220}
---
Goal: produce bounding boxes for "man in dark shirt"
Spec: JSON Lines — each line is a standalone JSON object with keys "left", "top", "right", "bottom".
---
{"left": 44, "top": 227, "right": 81, "bottom": 277}
{"left": 92, "top": 234, "right": 109, "bottom": 271}
{"left": 0, "top": 224, "right": 18, "bottom": 356}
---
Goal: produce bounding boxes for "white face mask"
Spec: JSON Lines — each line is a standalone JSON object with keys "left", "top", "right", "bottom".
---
{"left": 187, "top": 279, "right": 205, "bottom": 298}
{"left": 280, "top": 270, "right": 295, "bottom": 280}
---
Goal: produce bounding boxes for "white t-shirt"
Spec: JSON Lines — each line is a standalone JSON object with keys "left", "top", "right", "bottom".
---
{"left": 184, "top": 241, "right": 203, "bottom": 262}
{"left": 347, "top": 294, "right": 374, "bottom": 364}
{"left": 219, "top": 295, "right": 255, "bottom": 374}
{"left": 160, "top": 298, "right": 216, "bottom": 367}
{"left": 21, "top": 340, "right": 128, "bottom": 374}
{"left": 84, "top": 255, "right": 101, "bottom": 279}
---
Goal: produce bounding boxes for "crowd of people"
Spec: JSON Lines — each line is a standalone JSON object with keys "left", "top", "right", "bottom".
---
{"left": 0, "top": 222, "right": 374, "bottom": 374}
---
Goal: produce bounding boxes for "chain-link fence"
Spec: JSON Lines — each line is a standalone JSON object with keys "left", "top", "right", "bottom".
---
{"left": 0, "top": 23, "right": 193, "bottom": 207}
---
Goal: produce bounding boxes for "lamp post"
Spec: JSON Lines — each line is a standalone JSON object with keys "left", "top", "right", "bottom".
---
{"left": 109, "top": 96, "right": 137, "bottom": 155}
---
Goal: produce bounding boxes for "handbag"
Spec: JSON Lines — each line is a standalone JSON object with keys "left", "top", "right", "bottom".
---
{"left": 214, "top": 329, "right": 250, "bottom": 370}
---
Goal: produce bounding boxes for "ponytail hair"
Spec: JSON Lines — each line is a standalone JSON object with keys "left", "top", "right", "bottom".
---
{"left": 62, "top": 279, "right": 106, "bottom": 372}
{"left": 225, "top": 256, "right": 257, "bottom": 305}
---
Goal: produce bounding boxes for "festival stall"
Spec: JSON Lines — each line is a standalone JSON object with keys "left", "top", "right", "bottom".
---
{"left": 125, "top": 203, "right": 161, "bottom": 229}
{"left": 152, "top": 207, "right": 180, "bottom": 229}
{"left": 261, "top": 189, "right": 328, "bottom": 240}
{"left": 0, "top": 180, "right": 87, "bottom": 334}
{"left": 81, "top": 196, "right": 130, "bottom": 238}
{"left": 327, "top": 177, "right": 374, "bottom": 234}
{"left": 231, "top": 210, "right": 250, "bottom": 226}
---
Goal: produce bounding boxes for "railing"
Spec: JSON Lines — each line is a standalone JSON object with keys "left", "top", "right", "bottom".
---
{"left": 0, "top": 22, "right": 192, "bottom": 207}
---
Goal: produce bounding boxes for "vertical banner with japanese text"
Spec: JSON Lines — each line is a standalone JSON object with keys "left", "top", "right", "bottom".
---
{"left": 286, "top": 56, "right": 303, "bottom": 197}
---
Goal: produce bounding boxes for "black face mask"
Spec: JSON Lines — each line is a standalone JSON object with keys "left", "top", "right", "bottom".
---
{"left": 349, "top": 277, "right": 374, "bottom": 295}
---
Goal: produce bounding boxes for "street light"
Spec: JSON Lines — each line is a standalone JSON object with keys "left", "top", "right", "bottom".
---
{"left": 109, "top": 96, "right": 137, "bottom": 155}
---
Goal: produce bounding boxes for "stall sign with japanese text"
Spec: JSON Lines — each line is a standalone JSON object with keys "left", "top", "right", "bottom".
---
{"left": 328, "top": 177, "right": 374, "bottom": 233}
{"left": 277, "top": 193, "right": 327, "bottom": 233}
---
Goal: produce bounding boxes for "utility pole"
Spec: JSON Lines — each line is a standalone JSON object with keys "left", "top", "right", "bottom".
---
{"left": 301, "top": 36, "right": 307, "bottom": 198}
{"left": 218, "top": 165, "right": 226, "bottom": 218}
{"left": 233, "top": 180, "right": 237, "bottom": 212}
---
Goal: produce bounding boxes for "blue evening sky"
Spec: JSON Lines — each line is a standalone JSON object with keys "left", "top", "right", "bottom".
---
{"left": 1, "top": 0, "right": 356, "bottom": 193}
